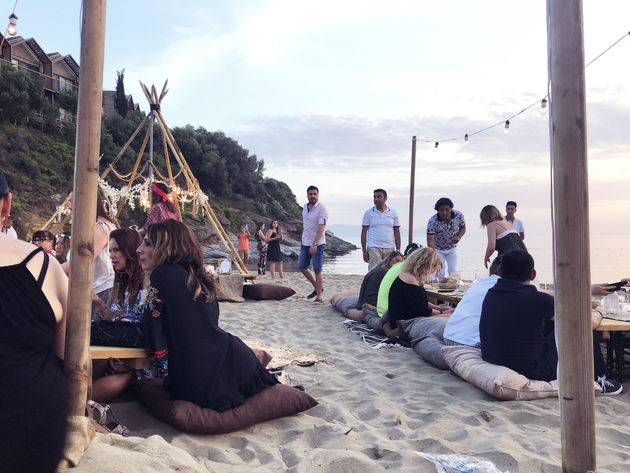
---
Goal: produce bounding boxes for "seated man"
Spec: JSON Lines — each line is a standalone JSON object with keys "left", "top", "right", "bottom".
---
{"left": 479, "top": 249, "right": 622, "bottom": 395}
{"left": 330, "top": 251, "right": 403, "bottom": 320}
{"left": 442, "top": 257, "right": 502, "bottom": 347}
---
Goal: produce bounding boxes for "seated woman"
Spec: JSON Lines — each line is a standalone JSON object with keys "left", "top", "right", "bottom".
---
{"left": 91, "top": 228, "right": 145, "bottom": 403}
{"left": 0, "top": 171, "right": 69, "bottom": 473}
{"left": 480, "top": 204, "right": 527, "bottom": 269}
{"left": 330, "top": 251, "right": 403, "bottom": 321}
{"left": 137, "top": 219, "right": 278, "bottom": 411}
{"left": 384, "top": 247, "right": 453, "bottom": 338}
{"left": 32, "top": 230, "right": 57, "bottom": 257}
{"left": 55, "top": 232, "right": 71, "bottom": 264}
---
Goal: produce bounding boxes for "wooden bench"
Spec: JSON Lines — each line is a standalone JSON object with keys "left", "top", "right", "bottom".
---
{"left": 91, "top": 346, "right": 149, "bottom": 369}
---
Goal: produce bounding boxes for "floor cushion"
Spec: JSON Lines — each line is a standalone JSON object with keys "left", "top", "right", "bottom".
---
{"left": 137, "top": 378, "right": 317, "bottom": 434}
{"left": 441, "top": 345, "right": 559, "bottom": 400}
{"left": 243, "top": 283, "right": 296, "bottom": 301}
{"left": 331, "top": 295, "right": 360, "bottom": 315}
{"left": 400, "top": 317, "right": 449, "bottom": 370}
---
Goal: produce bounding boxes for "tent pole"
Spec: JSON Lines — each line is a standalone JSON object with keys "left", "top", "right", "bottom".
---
{"left": 547, "top": 0, "right": 596, "bottom": 471}
{"left": 65, "top": 0, "right": 107, "bottom": 418}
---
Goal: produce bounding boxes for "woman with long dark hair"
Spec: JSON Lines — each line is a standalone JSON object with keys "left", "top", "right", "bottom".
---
{"left": 265, "top": 219, "right": 284, "bottom": 279}
{"left": 255, "top": 222, "right": 267, "bottom": 275}
{"left": 137, "top": 219, "right": 277, "bottom": 411}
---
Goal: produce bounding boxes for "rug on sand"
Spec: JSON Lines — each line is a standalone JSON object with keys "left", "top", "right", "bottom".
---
{"left": 341, "top": 320, "right": 411, "bottom": 350}
{"left": 244, "top": 340, "right": 332, "bottom": 370}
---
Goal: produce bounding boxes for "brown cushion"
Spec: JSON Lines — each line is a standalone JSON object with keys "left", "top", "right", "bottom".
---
{"left": 243, "top": 283, "right": 295, "bottom": 301}
{"left": 137, "top": 378, "right": 317, "bottom": 434}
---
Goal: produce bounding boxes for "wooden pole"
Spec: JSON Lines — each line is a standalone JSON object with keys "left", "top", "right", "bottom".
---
{"left": 547, "top": 1, "right": 596, "bottom": 471}
{"left": 64, "top": 0, "right": 107, "bottom": 418}
{"left": 408, "top": 136, "right": 416, "bottom": 246}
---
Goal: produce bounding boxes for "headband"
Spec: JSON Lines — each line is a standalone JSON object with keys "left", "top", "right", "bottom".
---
{"left": 151, "top": 183, "right": 169, "bottom": 203}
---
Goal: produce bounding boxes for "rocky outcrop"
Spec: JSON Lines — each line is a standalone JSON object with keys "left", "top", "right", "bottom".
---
{"left": 190, "top": 211, "right": 357, "bottom": 259}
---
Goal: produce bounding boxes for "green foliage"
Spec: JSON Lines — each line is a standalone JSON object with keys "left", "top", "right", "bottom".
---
{"left": 114, "top": 70, "right": 128, "bottom": 118}
{"left": 57, "top": 89, "right": 78, "bottom": 114}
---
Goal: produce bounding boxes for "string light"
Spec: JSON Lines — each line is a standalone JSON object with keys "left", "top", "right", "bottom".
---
{"left": 434, "top": 141, "right": 439, "bottom": 152}
{"left": 464, "top": 134, "right": 469, "bottom": 146}
{"left": 7, "top": 13, "right": 17, "bottom": 35}
{"left": 412, "top": 30, "right": 629, "bottom": 148}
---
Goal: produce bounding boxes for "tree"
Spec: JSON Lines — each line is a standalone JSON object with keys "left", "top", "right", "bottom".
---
{"left": 114, "top": 69, "right": 128, "bottom": 118}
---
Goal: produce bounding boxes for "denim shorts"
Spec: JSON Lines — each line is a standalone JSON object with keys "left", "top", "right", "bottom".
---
{"left": 298, "top": 244, "right": 325, "bottom": 273}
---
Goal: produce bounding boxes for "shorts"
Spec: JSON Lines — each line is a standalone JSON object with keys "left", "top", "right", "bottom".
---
{"left": 298, "top": 244, "right": 325, "bottom": 273}
{"left": 238, "top": 250, "right": 249, "bottom": 260}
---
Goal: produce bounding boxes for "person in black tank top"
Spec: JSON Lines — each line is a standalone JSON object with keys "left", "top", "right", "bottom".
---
{"left": 0, "top": 171, "right": 68, "bottom": 473}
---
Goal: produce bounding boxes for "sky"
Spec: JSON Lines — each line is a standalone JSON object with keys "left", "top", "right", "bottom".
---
{"left": 6, "top": 1, "right": 630, "bottom": 277}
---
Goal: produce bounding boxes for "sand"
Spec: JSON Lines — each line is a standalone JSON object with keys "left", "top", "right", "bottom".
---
{"left": 72, "top": 272, "right": 630, "bottom": 473}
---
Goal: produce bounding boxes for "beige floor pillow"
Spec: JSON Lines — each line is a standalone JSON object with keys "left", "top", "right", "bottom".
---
{"left": 441, "top": 345, "right": 559, "bottom": 400}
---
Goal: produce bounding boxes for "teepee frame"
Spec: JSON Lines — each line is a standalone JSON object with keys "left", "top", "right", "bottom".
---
{"left": 46, "top": 81, "right": 251, "bottom": 277}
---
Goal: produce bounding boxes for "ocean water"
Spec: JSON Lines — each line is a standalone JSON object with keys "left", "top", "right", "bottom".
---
{"left": 320, "top": 234, "right": 630, "bottom": 285}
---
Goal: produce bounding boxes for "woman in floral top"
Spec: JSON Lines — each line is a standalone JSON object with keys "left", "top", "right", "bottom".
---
{"left": 137, "top": 219, "right": 277, "bottom": 411}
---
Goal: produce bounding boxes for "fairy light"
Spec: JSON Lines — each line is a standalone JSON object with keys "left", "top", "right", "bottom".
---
{"left": 7, "top": 13, "right": 17, "bottom": 35}
{"left": 464, "top": 134, "right": 469, "bottom": 146}
{"left": 503, "top": 120, "right": 510, "bottom": 135}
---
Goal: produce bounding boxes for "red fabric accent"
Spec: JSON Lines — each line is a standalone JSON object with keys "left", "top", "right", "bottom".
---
{"left": 151, "top": 183, "right": 169, "bottom": 203}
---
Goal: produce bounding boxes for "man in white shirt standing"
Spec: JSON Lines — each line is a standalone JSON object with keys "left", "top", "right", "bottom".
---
{"left": 361, "top": 188, "right": 401, "bottom": 271}
{"left": 504, "top": 200, "right": 525, "bottom": 240}
{"left": 299, "top": 185, "right": 328, "bottom": 302}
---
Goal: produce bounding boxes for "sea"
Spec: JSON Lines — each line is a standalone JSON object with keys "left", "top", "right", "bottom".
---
{"left": 311, "top": 233, "right": 630, "bottom": 286}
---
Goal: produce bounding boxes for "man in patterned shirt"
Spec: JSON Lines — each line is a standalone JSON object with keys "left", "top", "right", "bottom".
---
{"left": 426, "top": 197, "right": 466, "bottom": 279}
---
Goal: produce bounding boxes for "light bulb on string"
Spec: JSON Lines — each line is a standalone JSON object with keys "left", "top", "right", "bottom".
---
{"left": 434, "top": 141, "right": 439, "bottom": 152}
{"left": 540, "top": 98, "right": 548, "bottom": 114}
{"left": 464, "top": 134, "right": 469, "bottom": 146}
{"left": 7, "top": 13, "right": 17, "bottom": 36}
{"left": 504, "top": 120, "right": 510, "bottom": 135}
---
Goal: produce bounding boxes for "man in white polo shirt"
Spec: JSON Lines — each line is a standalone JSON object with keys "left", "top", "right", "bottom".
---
{"left": 300, "top": 185, "right": 328, "bottom": 302}
{"left": 361, "top": 188, "right": 401, "bottom": 271}
{"left": 504, "top": 200, "right": 525, "bottom": 240}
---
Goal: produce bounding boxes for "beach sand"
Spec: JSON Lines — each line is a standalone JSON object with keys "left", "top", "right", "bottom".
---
{"left": 73, "top": 272, "right": 630, "bottom": 473}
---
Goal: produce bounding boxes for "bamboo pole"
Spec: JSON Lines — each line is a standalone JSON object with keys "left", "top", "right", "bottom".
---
{"left": 547, "top": 1, "right": 596, "bottom": 471}
{"left": 408, "top": 136, "right": 416, "bottom": 246}
{"left": 64, "top": 0, "right": 107, "bottom": 419}
{"left": 115, "top": 125, "right": 151, "bottom": 218}
{"left": 100, "top": 114, "right": 150, "bottom": 179}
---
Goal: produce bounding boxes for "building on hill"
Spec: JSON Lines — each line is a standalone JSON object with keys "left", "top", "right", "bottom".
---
{"left": 102, "top": 90, "right": 140, "bottom": 118}
{"left": 0, "top": 33, "right": 140, "bottom": 119}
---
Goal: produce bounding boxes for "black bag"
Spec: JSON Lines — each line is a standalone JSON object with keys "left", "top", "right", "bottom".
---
{"left": 90, "top": 320, "right": 144, "bottom": 348}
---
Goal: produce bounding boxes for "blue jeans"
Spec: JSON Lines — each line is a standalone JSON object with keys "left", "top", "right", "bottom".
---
{"left": 298, "top": 244, "right": 325, "bottom": 273}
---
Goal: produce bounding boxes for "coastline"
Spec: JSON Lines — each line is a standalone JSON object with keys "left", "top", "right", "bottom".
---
{"left": 74, "top": 272, "right": 630, "bottom": 472}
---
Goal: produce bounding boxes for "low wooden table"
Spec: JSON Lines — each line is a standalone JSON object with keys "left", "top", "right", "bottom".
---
{"left": 425, "top": 288, "right": 465, "bottom": 306}
{"left": 597, "top": 317, "right": 630, "bottom": 382}
{"left": 91, "top": 346, "right": 149, "bottom": 369}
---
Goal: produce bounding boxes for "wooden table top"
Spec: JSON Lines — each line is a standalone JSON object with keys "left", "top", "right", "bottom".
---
{"left": 90, "top": 346, "right": 147, "bottom": 359}
{"left": 598, "top": 317, "right": 630, "bottom": 332}
{"left": 424, "top": 288, "right": 466, "bottom": 305}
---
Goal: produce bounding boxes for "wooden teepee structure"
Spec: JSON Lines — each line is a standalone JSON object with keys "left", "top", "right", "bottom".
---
{"left": 47, "top": 80, "right": 251, "bottom": 277}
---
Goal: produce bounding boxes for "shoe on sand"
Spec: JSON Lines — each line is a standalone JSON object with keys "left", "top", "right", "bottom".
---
{"left": 314, "top": 298, "right": 324, "bottom": 303}
{"left": 307, "top": 288, "right": 323, "bottom": 299}
{"left": 596, "top": 376, "right": 623, "bottom": 395}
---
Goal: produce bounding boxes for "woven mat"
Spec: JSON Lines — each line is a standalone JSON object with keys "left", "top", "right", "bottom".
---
{"left": 341, "top": 320, "right": 411, "bottom": 350}
{"left": 244, "top": 340, "right": 332, "bottom": 370}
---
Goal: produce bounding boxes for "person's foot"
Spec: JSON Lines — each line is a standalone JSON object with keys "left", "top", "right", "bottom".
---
{"left": 596, "top": 376, "right": 623, "bottom": 395}
{"left": 307, "top": 290, "right": 317, "bottom": 299}
{"left": 314, "top": 298, "right": 324, "bottom": 303}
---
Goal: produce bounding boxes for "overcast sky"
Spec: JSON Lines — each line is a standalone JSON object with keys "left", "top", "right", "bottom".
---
{"left": 9, "top": 1, "right": 630, "bottom": 259}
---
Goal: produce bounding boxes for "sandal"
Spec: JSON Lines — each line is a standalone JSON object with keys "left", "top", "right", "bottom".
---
{"left": 87, "top": 400, "right": 129, "bottom": 436}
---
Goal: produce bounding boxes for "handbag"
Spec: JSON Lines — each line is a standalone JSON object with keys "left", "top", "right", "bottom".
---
{"left": 90, "top": 320, "right": 144, "bottom": 348}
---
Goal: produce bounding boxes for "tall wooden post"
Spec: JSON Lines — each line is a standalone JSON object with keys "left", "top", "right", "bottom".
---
{"left": 64, "top": 0, "right": 107, "bottom": 418}
{"left": 547, "top": 1, "right": 596, "bottom": 471}
{"left": 408, "top": 136, "right": 416, "bottom": 246}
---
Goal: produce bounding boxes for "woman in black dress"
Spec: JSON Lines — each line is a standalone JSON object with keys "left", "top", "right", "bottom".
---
{"left": 0, "top": 171, "right": 69, "bottom": 473}
{"left": 480, "top": 205, "right": 527, "bottom": 268}
{"left": 137, "top": 219, "right": 277, "bottom": 411}
{"left": 265, "top": 219, "right": 284, "bottom": 279}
